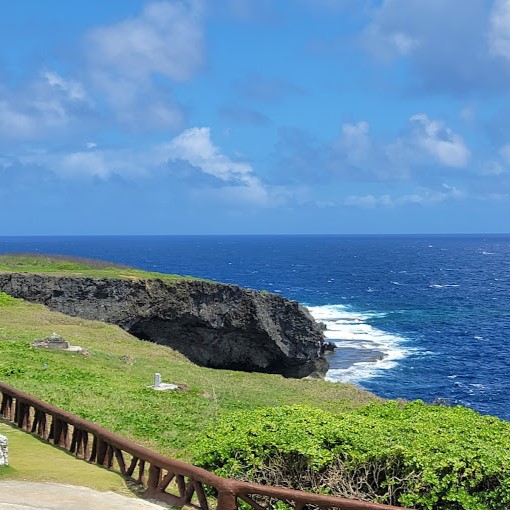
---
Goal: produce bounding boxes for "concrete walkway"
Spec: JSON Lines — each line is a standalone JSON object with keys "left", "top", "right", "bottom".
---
{"left": 0, "top": 481, "right": 170, "bottom": 510}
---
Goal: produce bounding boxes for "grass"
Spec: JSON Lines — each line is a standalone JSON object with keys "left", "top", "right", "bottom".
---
{"left": 0, "top": 421, "right": 135, "bottom": 496}
{"left": 0, "top": 293, "right": 377, "bottom": 460}
{"left": 0, "top": 253, "right": 201, "bottom": 282}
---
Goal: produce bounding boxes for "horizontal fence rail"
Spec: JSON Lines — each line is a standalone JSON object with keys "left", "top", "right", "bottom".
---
{"left": 0, "top": 382, "right": 408, "bottom": 510}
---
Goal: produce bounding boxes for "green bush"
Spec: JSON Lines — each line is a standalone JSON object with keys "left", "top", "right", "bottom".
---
{"left": 0, "top": 292, "right": 18, "bottom": 307}
{"left": 191, "top": 402, "right": 510, "bottom": 509}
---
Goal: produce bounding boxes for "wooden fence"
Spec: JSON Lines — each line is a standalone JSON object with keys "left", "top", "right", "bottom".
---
{"left": 0, "top": 382, "right": 408, "bottom": 510}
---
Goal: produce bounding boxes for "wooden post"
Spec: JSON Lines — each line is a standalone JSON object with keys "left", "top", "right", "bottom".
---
{"left": 217, "top": 490, "right": 237, "bottom": 510}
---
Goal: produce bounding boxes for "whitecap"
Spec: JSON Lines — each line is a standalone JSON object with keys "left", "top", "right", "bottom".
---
{"left": 307, "top": 304, "right": 411, "bottom": 384}
{"left": 428, "top": 284, "right": 459, "bottom": 289}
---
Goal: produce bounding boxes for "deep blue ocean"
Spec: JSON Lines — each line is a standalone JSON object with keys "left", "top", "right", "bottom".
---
{"left": 1, "top": 235, "right": 509, "bottom": 420}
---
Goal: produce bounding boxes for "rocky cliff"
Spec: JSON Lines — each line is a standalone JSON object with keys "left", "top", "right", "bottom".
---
{"left": 0, "top": 273, "right": 328, "bottom": 378}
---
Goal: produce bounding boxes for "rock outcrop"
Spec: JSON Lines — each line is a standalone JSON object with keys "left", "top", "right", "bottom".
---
{"left": 0, "top": 273, "right": 328, "bottom": 378}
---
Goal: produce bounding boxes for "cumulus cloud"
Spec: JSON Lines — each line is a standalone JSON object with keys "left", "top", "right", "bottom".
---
{"left": 86, "top": 1, "right": 204, "bottom": 82}
{"left": 164, "top": 127, "right": 258, "bottom": 186}
{"left": 162, "top": 127, "right": 275, "bottom": 205}
{"left": 334, "top": 115, "right": 470, "bottom": 180}
{"left": 362, "top": 0, "right": 507, "bottom": 94}
{"left": 85, "top": 0, "right": 204, "bottom": 130}
{"left": 273, "top": 113, "right": 472, "bottom": 188}
{"left": 0, "top": 72, "right": 92, "bottom": 141}
{"left": 407, "top": 114, "right": 470, "bottom": 167}
{"left": 14, "top": 126, "right": 273, "bottom": 205}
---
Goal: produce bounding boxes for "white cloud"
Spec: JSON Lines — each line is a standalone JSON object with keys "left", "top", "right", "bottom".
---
{"left": 391, "top": 32, "right": 419, "bottom": 56}
{"left": 10, "top": 124, "right": 285, "bottom": 211}
{"left": 87, "top": 1, "right": 204, "bottom": 82}
{"left": 85, "top": 1, "right": 203, "bottom": 130}
{"left": 164, "top": 127, "right": 258, "bottom": 186}
{"left": 20, "top": 147, "right": 149, "bottom": 180}
{"left": 344, "top": 193, "right": 392, "bottom": 208}
{"left": 43, "top": 71, "right": 88, "bottom": 102}
{"left": 14, "top": 125, "right": 280, "bottom": 208}
{"left": 361, "top": 1, "right": 502, "bottom": 95}
{"left": 489, "top": 0, "right": 510, "bottom": 59}
{"left": 480, "top": 160, "right": 505, "bottom": 176}
{"left": 21, "top": 127, "right": 258, "bottom": 181}
{"left": 0, "top": 101, "right": 38, "bottom": 139}
{"left": 339, "top": 121, "right": 371, "bottom": 166}
{"left": 344, "top": 184, "right": 464, "bottom": 208}
{"left": 408, "top": 114, "right": 470, "bottom": 167}
{"left": 499, "top": 143, "right": 510, "bottom": 164}
{"left": 0, "top": 71, "right": 92, "bottom": 141}
{"left": 364, "top": 23, "right": 420, "bottom": 60}
{"left": 327, "top": 115, "right": 469, "bottom": 182}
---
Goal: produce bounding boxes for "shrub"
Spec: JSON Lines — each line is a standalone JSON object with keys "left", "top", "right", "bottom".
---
{"left": 0, "top": 292, "right": 18, "bottom": 307}
{"left": 191, "top": 402, "right": 510, "bottom": 509}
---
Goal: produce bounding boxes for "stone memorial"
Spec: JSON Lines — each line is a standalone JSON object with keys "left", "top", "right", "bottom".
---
{"left": 32, "top": 332, "right": 69, "bottom": 350}
{"left": 0, "top": 434, "right": 8, "bottom": 467}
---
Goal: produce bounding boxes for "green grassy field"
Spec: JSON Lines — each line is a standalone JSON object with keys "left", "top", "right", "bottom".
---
{"left": 0, "top": 421, "right": 137, "bottom": 496}
{"left": 0, "top": 253, "right": 200, "bottom": 282}
{"left": 0, "top": 291, "right": 377, "bottom": 459}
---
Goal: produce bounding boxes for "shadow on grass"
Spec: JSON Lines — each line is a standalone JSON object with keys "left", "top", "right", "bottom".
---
{"left": 0, "top": 419, "right": 146, "bottom": 500}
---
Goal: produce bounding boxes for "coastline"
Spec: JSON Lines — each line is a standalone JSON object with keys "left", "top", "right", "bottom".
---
{"left": 307, "top": 304, "right": 409, "bottom": 384}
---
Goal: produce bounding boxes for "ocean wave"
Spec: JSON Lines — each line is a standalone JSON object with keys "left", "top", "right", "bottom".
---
{"left": 307, "top": 304, "right": 411, "bottom": 384}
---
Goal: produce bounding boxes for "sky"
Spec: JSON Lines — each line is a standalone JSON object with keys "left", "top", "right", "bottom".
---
{"left": 1, "top": 0, "right": 510, "bottom": 235}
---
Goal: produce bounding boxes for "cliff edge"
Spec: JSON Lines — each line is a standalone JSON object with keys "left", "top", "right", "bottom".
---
{"left": 0, "top": 272, "right": 328, "bottom": 378}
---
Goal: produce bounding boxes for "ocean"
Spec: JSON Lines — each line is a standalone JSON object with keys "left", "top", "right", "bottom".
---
{"left": 1, "top": 234, "right": 509, "bottom": 420}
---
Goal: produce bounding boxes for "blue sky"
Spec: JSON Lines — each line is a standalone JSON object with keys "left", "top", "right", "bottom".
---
{"left": 1, "top": 0, "right": 510, "bottom": 234}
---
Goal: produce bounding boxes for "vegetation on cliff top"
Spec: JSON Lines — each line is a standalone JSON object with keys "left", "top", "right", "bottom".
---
{"left": 193, "top": 404, "right": 510, "bottom": 509}
{"left": 0, "top": 292, "right": 375, "bottom": 458}
{"left": 2, "top": 256, "right": 508, "bottom": 509}
{"left": 0, "top": 253, "right": 199, "bottom": 282}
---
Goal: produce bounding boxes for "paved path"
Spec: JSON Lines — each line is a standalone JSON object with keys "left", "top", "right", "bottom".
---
{"left": 0, "top": 481, "right": 169, "bottom": 509}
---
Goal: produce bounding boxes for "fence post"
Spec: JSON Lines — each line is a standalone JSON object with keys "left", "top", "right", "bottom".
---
{"left": 217, "top": 489, "right": 237, "bottom": 510}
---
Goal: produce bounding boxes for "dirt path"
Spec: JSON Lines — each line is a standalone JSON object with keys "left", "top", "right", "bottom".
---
{"left": 0, "top": 481, "right": 169, "bottom": 509}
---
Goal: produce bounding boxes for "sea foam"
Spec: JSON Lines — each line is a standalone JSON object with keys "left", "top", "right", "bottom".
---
{"left": 307, "top": 304, "right": 410, "bottom": 384}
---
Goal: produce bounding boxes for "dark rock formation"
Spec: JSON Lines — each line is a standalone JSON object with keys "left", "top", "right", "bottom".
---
{"left": 0, "top": 273, "right": 328, "bottom": 378}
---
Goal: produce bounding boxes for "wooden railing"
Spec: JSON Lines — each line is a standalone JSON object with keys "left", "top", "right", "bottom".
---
{"left": 0, "top": 382, "right": 408, "bottom": 510}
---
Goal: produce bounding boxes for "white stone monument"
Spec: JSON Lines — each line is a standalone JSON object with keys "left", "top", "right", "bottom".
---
{"left": 0, "top": 434, "right": 8, "bottom": 467}
{"left": 147, "top": 372, "right": 179, "bottom": 391}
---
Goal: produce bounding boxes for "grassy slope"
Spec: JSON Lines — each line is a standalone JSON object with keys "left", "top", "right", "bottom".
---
{"left": 0, "top": 293, "right": 377, "bottom": 459}
{"left": 0, "top": 421, "right": 136, "bottom": 496}
{"left": 0, "top": 254, "right": 199, "bottom": 282}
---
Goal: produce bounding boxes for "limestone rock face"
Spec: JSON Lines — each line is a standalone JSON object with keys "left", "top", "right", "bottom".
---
{"left": 0, "top": 273, "right": 328, "bottom": 378}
